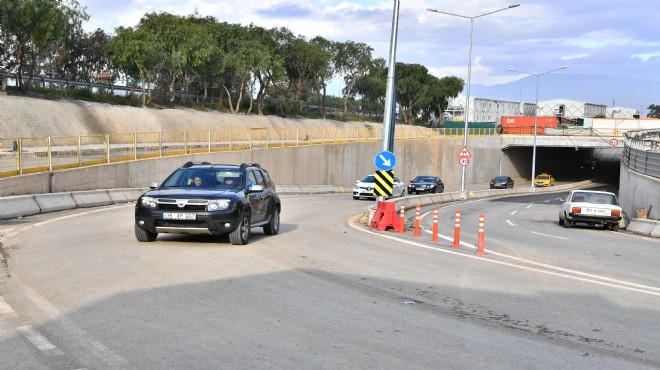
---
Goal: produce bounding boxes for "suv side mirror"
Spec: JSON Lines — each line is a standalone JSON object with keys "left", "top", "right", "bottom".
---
{"left": 149, "top": 182, "right": 158, "bottom": 189}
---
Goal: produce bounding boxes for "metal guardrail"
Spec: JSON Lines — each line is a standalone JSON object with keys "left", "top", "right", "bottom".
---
{"left": 623, "top": 129, "right": 660, "bottom": 178}
{"left": 0, "top": 127, "right": 497, "bottom": 178}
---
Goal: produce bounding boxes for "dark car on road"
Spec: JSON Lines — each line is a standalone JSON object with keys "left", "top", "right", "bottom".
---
{"left": 490, "top": 176, "right": 515, "bottom": 189}
{"left": 134, "top": 161, "right": 281, "bottom": 245}
{"left": 407, "top": 176, "right": 444, "bottom": 195}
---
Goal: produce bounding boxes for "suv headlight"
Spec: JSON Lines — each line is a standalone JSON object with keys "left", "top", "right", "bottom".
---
{"left": 207, "top": 199, "right": 231, "bottom": 211}
{"left": 141, "top": 196, "right": 157, "bottom": 209}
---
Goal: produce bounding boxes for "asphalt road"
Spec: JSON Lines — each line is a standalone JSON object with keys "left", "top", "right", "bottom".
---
{"left": 0, "top": 192, "right": 658, "bottom": 369}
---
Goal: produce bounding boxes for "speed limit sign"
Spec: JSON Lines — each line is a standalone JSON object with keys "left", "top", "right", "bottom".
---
{"left": 609, "top": 138, "right": 619, "bottom": 146}
{"left": 459, "top": 157, "right": 470, "bottom": 166}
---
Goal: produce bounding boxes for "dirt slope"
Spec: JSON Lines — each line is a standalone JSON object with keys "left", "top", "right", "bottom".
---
{"left": 0, "top": 95, "right": 384, "bottom": 138}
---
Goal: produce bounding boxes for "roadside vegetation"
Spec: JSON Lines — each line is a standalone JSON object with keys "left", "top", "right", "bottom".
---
{"left": 0, "top": 0, "right": 464, "bottom": 125}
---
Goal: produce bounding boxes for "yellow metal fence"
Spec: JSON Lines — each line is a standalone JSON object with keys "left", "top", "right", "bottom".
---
{"left": 0, "top": 127, "right": 492, "bottom": 178}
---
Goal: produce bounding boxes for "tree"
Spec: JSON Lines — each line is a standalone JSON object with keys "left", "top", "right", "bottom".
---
{"left": 647, "top": 104, "right": 660, "bottom": 118}
{"left": 0, "top": 0, "right": 88, "bottom": 92}
{"left": 248, "top": 25, "right": 292, "bottom": 116}
{"left": 106, "top": 26, "right": 163, "bottom": 107}
{"left": 310, "top": 36, "right": 336, "bottom": 119}
{"left": 49, "top": 28, "right": 114, "bottom": 84}
{"left": 283, "top": 37, "right": 332, "bottom": 115}
{"left": 355, "top": 58, "right": 387, "bottom": 118}
{"left": 395, "top": 63, "right": 433, "bottom": 125}
{"left": 334, "top": 41, "right": 373, "bottom": 120}
{"left": 417, "top": 76, "right": 464, "bottom": 124}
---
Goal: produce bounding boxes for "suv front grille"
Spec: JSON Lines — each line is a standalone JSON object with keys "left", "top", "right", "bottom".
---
{"left": 156, "top": 198, "right": 209, "bottom": 211}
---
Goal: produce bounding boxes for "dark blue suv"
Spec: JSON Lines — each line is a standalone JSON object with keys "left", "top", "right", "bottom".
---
{"left": 134, "top": 161, "right": 281, "bottom": 245}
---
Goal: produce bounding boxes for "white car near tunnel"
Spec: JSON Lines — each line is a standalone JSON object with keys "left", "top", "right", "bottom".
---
{"left": 559, "top": 189, "right": 622, "bottom": 231}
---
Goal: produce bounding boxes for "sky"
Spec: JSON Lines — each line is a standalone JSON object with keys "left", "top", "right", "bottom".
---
{"left": 79, "top": 0, "right": 659, "bottom": 106}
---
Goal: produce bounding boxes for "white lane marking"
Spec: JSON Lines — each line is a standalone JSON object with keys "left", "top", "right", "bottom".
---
{"left": 349, "top": 216, "right": 660, "bottom": 297}
{"left": 526, "top": 204, "right": 533, "bottom": 209}
{"left": 506, "top": 220, "right": 514, "bottom": 226}
{"left": 530, "top": 231, "right": 568, "bottom": 240}
{"left": 16, "top": 325, "right": 62, "bottom": 354}
{"left": 34, "top": 205, "right": 130, "bottom": 228}
{"left": 22, "top": 284, "right": 128, "bottom": 366}
{"left": 510, "top": 211, "right": 517, "bottom": 216}
{"left": 0, "top": 296, "right": 18, "bottom": 318}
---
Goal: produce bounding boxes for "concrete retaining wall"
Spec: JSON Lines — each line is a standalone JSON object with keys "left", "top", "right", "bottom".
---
{"left": 0, "top": 136, "right": 514, "bottom": 198}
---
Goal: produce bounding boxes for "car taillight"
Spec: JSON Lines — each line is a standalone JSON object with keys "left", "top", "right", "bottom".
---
{"left": 571, "top": 207, "right": 581, "bottom": 213}
{"left": 611, "top": 210, "right": 621, "bottom": 217}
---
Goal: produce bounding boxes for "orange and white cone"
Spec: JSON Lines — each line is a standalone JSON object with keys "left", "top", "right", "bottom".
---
{"left": 476, "top": 214, "right": 486, "bottom": 255}
{"left": 432, "top": 208, "right": 439, "bottom": 242}
{"left": 413, "top": 206, "right": 421, "bottom": 237}
{"left": 452, "top": 210, "right": 461, "bottom": 248}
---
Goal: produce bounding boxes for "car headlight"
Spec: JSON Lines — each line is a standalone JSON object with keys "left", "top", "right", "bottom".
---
{"left": 140, "top": 196, "right": 157, "bottom": 209}
{"left": 207, "top": 199, "right": 231, "bottom": 211}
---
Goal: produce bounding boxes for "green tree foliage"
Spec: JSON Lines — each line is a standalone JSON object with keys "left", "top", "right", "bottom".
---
{"left": 395, "top": 63, "right": 433, "bottom": 125}
{"left": 417, "top": 76, "right": 464, "bottom": 124}
{"left": 334, "top": 41, "right": 373, "bottom": 121}
{"left": 310, "top": 36, "right": 336, "bottom": 118}
{"left": 283, "top": 37, "right": 332, "bottom": 116}
{"left": 50, "top": 28, "right": 113, "bottom": 84}
{"left": 0, "top": 0, "right": 88, "bottom": 91}
{"left": 647, "top": 104, "right": 660, "bottom": 118}
{"left": 355, "top": 58, "right": 387, "bottom": 118}
{"left": 2, "top": 7, "right": 467, "bottom": 121}
{"left": 106, "top": 26, "right": 163, "bottom": 107}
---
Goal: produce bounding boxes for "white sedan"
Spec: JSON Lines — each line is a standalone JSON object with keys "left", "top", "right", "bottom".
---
{"left": 559, "top": 189, "right": 622, "bottom": 231}
{"left": 352, "top": 174, "right": 405, "bottom": 200}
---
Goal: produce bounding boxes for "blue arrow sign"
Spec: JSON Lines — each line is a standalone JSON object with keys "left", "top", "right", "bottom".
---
{"left": 374, "top": 150, "right": 396, "bottom": 171}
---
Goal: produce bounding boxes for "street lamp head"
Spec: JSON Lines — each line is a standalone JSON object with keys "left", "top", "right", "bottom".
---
{"left": 509, "top": 4, "right": 520, "bottom": 8}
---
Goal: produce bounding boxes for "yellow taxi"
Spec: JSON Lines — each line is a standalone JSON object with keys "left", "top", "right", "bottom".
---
{"left": 534, "top": 173, "right": 555, "bottom": 187}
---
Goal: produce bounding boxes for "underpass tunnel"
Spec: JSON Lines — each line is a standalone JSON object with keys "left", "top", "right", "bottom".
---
{"left": 505, "top": 146, "right": 621, "bottom": 189}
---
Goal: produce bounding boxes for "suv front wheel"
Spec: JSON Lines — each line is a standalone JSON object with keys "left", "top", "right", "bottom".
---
{"left": 229, "top": 210, "right": 251, "bottom": 245}
{"left": 135, "top": 224, "right": 157, "bottom": 242}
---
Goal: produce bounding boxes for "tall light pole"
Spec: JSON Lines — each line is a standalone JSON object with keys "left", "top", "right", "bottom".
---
{"left": 427, "top": 4, "right": 519, "bottom": 192}
{"left": 508, "top": 66, "right": 568, "bottom": 188}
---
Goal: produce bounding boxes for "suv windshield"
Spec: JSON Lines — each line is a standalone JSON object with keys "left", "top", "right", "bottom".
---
{"left": 161, "top": 168, "right": 244, "bottom": 189}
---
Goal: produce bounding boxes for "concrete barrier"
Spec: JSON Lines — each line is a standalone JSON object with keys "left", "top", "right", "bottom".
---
{"left": 70, "top": 190, "right": 114, "bottom": 208}
{"left": 625, "top": 219, "right": 659, "bottom": 236}
{"left": 34, "top": 193, "right": 77, "bottom": 213}
{"left": 107, "top": 188, "right": 147, "bottom": 203}
{"left": 0, "top": 195, "right": 41, "bottom": 219}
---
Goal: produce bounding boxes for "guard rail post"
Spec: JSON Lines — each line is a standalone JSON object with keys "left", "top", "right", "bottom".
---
{"left": 476, "top": 214, "right": 486, "bottom": 255}
{"left": 452, "top": 210, "right": 461, "bottom": 248}
{"left": 413, "top": 205, "right": 421, "bottom": 237}
{"left": 432, "top": 208, "right": 439, "bottom": 242}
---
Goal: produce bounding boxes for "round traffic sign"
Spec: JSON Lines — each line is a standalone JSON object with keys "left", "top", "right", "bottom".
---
{"left": 609, "top": 138, "right": 619, "bottom": 147}
{"left": 459, "top": 157, "right": 470, "bottom": 166}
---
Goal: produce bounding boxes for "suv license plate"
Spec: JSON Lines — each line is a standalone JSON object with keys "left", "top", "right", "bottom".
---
{"left": 163, "top": 212, "right": 197, "bottom": 220}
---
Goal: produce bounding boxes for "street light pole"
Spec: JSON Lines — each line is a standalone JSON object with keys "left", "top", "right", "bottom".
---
{"left": 508, "top": 66, "right": 568, "bottom": 188}
{"left": 427, "top": 4, "right": 519, "bottom": 192}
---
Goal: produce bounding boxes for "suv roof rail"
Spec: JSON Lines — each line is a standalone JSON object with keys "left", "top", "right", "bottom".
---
{"left": 240, "top": 162, "right": 261, "bottom": 169}
{"left": 182, "top": 161, "right": 211, "bottom": 168}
